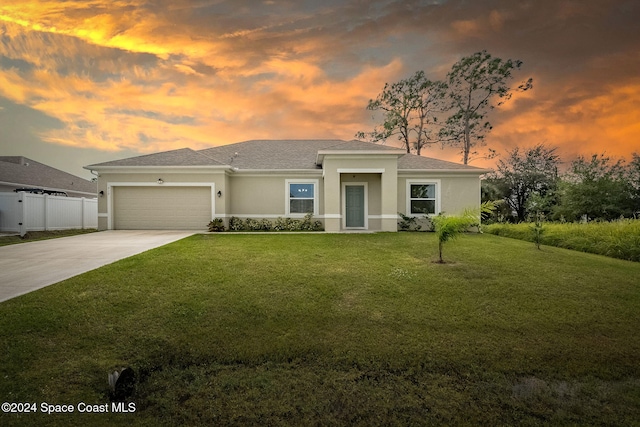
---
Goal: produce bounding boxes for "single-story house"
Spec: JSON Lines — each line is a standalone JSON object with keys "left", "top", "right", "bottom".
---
{"left": 84, "top": 139, "right": 490, "bottom": 232}
{"left": 0, "top": 156, "right": 97, "bottom": 198}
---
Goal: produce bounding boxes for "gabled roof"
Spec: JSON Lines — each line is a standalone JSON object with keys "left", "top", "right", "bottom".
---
{"left": 84, "top": 140, "right": 488, "bottom": 173}
{"left": 85, "top": 148, "right": 223, "bottom": 167}
{"left": 0, "top": 156, "right": 96, "bottom": 196}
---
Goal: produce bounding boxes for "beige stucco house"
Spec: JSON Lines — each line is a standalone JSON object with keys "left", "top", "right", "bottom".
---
{"left": 84, "top": 139, "right": 489, "bottom": 232}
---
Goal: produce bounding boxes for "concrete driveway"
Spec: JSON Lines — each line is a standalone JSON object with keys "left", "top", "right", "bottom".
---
{"left": 0, "top": 230, "right": 194, "bottom": 303}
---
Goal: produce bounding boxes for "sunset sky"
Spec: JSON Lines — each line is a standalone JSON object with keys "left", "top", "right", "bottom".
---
{"left": 1, "top": 0, "right": 639, "bottom": 179}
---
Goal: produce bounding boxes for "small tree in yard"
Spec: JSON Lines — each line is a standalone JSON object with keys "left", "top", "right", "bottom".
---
{"left": 432, "top": 202, "right": 496, "bottom": 263}
{"left": 527, "top": 193, "right": 548, "bottom": 250}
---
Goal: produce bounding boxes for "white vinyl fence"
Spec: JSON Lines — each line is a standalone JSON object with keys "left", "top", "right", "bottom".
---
{"left": 0, "top": 192, "right": 97, "bottom": 236}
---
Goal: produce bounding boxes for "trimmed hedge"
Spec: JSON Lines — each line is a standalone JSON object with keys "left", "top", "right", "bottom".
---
{"left": 209, "top": 213, "right": 324, "bottom": 232}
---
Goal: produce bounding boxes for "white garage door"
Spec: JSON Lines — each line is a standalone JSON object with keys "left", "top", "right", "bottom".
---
{"left": 113, "top": 186, "right": 212, "bottom": 230}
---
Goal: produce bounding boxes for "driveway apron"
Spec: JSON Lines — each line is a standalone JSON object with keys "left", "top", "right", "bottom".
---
{"left": 0, "top": 230, "right": 194, "bottom": 302}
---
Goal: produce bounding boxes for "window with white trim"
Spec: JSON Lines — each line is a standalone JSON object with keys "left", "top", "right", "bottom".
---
{"left": 409, "top": 183, "right": 437, "bottom": 215}
{"left": 288, "top": 182, "right": 315, "bottom": 214}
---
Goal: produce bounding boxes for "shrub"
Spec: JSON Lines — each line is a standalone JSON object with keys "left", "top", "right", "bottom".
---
{"left": 228, "top": 216, "right": 245, "bottom": 231}
{"left": 273, "top": 217, "right": 290, "bottom": 231}
{"left": 207, "top": 218, "right": 225, "bottom": 232}
{"left": 272, "top": 214, "right": 323, "bottom": 231}
{"left": 227, "top": 215, "right": 323, "bottom": 232}
{"left": 300, "top": 212, "right": 323, "bottom": 231}
{"left": 398, "top": 213, "right": 422, "bottom": 231}
{"left": 259, "top": 219, "right": 273, "bottom": 231}
{"left": 245, "top": 218, "right": 261, "bottom": 231}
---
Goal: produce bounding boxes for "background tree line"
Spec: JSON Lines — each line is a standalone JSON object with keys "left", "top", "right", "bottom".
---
{"left": 483, "top": 145, "right": 640, "bottom": 223}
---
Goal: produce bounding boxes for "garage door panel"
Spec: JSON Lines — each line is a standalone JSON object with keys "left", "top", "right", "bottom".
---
{"left": 114, "top": 187, "right": 211, "bottom": 230}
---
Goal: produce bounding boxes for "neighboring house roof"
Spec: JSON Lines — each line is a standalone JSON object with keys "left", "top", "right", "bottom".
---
{"left": 0, "top": 156, "right": 97, "bottom": 196}
{"left": 85, "top": 140, "right": 489, "bottom": 173}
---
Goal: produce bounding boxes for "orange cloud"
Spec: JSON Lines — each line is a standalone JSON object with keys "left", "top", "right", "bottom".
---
{"left": 488, "top": 82, "right": 640, "bottom": 167}
{"left": 0, "top": 7, "right": 408, "bottom": 155}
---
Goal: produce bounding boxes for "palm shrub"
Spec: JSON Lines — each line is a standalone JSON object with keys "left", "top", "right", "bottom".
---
{"left": 432, "top": 202, "right": 496, "bottom": 263}
{"left": 207, "top": 218, "right": 225, "bottom": 232}
{"left": 432, "top": 214, "right": 476, "bottom": 263}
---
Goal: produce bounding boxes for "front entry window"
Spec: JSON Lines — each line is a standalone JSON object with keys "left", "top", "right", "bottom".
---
{"left": 409, "top": 183, "right": 436, "bottom": 215}
{"left": 289, "top": 183, "right": 315, "bottom": 214}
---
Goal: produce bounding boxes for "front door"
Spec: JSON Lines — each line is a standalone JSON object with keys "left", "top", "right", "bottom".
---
{"left": 345, "top": 185, "right": 365, "bottom": 228}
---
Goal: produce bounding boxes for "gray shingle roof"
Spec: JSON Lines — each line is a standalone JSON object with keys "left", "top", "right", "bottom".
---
{"left": 318, "top": 139, "right": 406, "bottom": 152}
{"left": 85, "top": 148, "right": 224, "bottom": 167}
{"left": 398, "top": 153, "right": 485, "bottom": 170}
{"left": 85, "top": 140, "right": 486, "bottom": 172}
{"left": 0, "top": 156, "right": 97, "bottom": 196}
{"left": 199, "top": 140, "right": 344, "bottom": 169}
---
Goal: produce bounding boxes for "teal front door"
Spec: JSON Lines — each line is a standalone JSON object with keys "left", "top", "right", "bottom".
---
{"left": 345, "top": 185, "right": 365, "bottom": 228}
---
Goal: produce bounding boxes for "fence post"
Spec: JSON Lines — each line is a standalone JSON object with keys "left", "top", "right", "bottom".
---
{"left": 81, "top": 197, "right": 86, "bottom": 230}
{"left": 44, "top": 193, "right": 49, "bottom": 231}
{"left": 19, "top": 192, "right": 26, "bottom": 237}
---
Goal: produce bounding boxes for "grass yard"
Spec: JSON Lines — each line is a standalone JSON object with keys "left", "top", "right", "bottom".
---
{"left": 0, "top": 229, "right": 97, "bottom": 247}
{"left": 1, "top": 233, "right": 639, "bottom": 426}
{"left": 485, "top": 219, "right": 640, "bottom": 262}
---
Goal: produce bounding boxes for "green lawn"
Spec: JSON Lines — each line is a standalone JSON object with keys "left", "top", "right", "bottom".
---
{"left": 0, "top": 229, "right": 96, "bottom": 247}
{"left": 1, "top": 233, "right": 639, "bottom": 426}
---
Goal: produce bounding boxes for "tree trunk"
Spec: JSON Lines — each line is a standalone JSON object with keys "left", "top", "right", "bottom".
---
{"left": 463, "top": 120, "right": 471, "bottom": 165}
{"left": 438, "top": 240, "right": 444, "bottom": 263}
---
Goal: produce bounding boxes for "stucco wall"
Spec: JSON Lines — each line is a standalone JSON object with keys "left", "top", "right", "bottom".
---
{"left": 322, "top": 155, "right": 399, "bottom": 232}
{"left": 397, "top": 174, "right": 480, "bottom": 215}
{"left": 95, "top": 171, "right": 226, "bottom": 230}
{"left": 340, "top": 173, "right": 382, "bottom": 216}
{"left": 228, "top": 174, "right": 323, "bottom": 217}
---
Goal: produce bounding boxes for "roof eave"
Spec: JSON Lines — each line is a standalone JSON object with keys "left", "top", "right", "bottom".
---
{"left": 84, "top": 165, "right": 231, "bottom": 171}
{"left": 229, "top": 168, "right": 323, "bottom": 175}
{"left": 398, "top": 168, "right": 493, "bottom": 174}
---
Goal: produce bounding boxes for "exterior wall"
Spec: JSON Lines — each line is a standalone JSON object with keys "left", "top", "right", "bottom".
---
{"left": 340, "top": 173, "right": 383, "bottom": 230}
{"left": 340, "top": 173, "right": 381, "bottom": 215}
{"left": 93, "top": 163, "right": 482, "bottom": 233}
{"left": 227, "top": 173, "right": 323, "bottom": 219}
{"left": 322, "top": 155, "right": 398, "bottom": 232}
{"left": 96, "top": 170, "right": 226, "bottom": 230}
{"left": 397, "top": 173, "right": 481, "bottom": 229}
